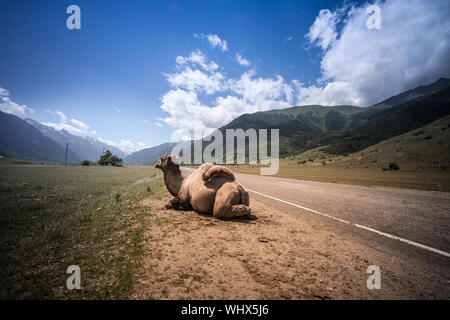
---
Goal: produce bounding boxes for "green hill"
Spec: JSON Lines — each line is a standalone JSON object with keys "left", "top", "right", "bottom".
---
{"left": 336, "top": 115, "right": 450, "bottom": 171}
{"left": 219, "top": 78, "right": 450, "bottom": 156}
{"left": 367, "top": 77, "right": 450, "bottom": 111}
{"left": 289, "top": 115, "right": 450, "bottom": 171}
{"left": 323, "top": 85, "right": 450, "bottom": 154}
{"left": 121, "top": 77, "right": 450, "bottom": 165}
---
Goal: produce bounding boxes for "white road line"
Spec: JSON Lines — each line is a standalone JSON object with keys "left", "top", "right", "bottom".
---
{"left": 247, "top": 188, "right": 450, "bottom": 258}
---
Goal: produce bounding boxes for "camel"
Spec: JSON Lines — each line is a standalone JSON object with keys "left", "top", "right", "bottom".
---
{"left": 155, "top": 154, "right": 251, "bottom": 219}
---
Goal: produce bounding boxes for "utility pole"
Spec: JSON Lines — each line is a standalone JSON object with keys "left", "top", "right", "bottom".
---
{"left": 65, "top": 143, "right": 69, "bottom": 166}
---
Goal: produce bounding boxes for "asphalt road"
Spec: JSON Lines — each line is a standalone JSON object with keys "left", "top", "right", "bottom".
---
{"left": 237, "top": 173, "right": 450, "bottom": 254}
{"left": 182, "top": 167, "right": 450, "bottom": 298}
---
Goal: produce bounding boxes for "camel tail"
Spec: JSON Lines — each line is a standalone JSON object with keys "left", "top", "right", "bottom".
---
{"left": 203, "top": 165, "right": 235, "bottom": 181}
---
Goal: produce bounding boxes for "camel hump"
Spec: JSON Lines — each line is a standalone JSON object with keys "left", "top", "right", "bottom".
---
{"left": 202, "top": 165, "right": 235, "bottom": 181}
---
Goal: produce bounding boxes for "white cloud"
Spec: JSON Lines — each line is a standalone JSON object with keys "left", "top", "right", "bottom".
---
{"left": 115, "top": 107, "right": 122, "bottom": 113}
{"left": 166, "top": 50, "right": 226, "bottom": 95}
{"left": 195, "top": 33, "right": 228, "bottom": 51}
{"left": 160, "top": 58, "right": 294, "bottom": 141}
{"left": 287, "top": 36, "right": 293, "bottom": 41}
{"left": 71, "top": 119, "right": 89, "bottom": 131}
{"left": 0, "top": 88, "right": 9, "bottom": 96}
{"left": 119, "top": 139, "right": 133, "bottom": 148}
{"left": 55, "top": 111, "right": 67, "bottom": 122}
{"left": 42, "top": 121, "right": 86, "bottom": 135}
{"left": 97, "top": 137, "right": 147, "bottom": 153}
{"left": 155, "top": 122, "right": 163, "bottom": 127}
{"left": 166, "top": 66, "right": 224, "bottom": 94}
{"left": 236, "top": 52, "right": 250, "bottom": 66}
{"left": 137, "top": 142, "right": 148, "bottom": 149}
{"left": 176, "top": 49, "right": 218, "bottom": 72}
{"left": 45, "top": 110, "right": 67, "bottom": 122}
{"left": 0, "top": 87, "right": 34, "bottom": 117}
{"left": 300, "top": 0, "right": 450, "bottom": 106}
{"left": 230, "top": 70, "right": 293, "bottom": 106}
{"left": 206, "top": 34, "right": 228, "bottom": 51}
{"left": 305, "top": 9, "right": 339, "bottom": 50}
{"left": 43, "top": 110, "right": 92, "bottom": 136}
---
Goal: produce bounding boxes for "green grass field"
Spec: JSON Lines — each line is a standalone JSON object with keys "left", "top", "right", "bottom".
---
{"left": 0, "top": 159, "right": 166, "bottom": 299}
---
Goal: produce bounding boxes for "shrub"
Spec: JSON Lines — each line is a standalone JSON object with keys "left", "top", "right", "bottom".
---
{"left": 81, "top": 160, "right": 91, "bottom": 166}
{"left": 388, "top": 162, "right": 400, "bottom": 171}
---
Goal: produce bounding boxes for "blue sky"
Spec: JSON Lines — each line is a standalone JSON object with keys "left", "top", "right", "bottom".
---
{"left": 1, "top": 0, "right": 449, "bottom": 152}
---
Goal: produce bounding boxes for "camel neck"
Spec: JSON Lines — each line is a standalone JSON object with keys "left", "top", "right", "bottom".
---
{"left": 162, "top": 166, "right": 184, "bottom": 196}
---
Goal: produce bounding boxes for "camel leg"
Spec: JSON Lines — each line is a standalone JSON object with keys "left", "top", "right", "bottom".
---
{"left": 165, "top": 196, "right": 181, "bottom": 209}
{"left": 231, "top": 204, "right": 252, "bottom": 217}
{"left": 213, "top": 183, "right": 251, "bottom": 219}
{"left": 214, "top": 202, "right": 251, "bottom": 219}
{"left": 165, "top": 196, "right": 191, "bottom": 211}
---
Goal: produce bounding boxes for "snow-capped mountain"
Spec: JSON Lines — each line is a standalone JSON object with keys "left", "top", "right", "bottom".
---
{"left": 25, "top": 119, "right": 126, "bottom": 161}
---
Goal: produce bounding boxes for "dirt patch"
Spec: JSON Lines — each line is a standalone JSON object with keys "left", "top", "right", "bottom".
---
{"left": 133, "top": 198, "right": 448, "bottom": 299}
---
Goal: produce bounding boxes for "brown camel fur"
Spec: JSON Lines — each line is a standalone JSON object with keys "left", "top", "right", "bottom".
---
{"left": 155, "top": 154, "right": 251, "bottom": 219}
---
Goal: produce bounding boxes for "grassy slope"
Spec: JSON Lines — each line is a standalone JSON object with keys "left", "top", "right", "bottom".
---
{"left": 0, "top": 159, "right": 166, "bottom": 299}
{"left": 331, "top": 115, "right": 450, "bottom": 170}
{"left": 230, "top": 116, "right": 450, "bottom": 192}
{"left": 322, "top": 85, "right": 450, "bottom": 154}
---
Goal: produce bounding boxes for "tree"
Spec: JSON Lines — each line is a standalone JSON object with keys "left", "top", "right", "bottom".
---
{"left": 81, "top": 160, "right": 90, "bottom": 166}
{"left": 98, "top": 149, "right": 123, "bottom": 167}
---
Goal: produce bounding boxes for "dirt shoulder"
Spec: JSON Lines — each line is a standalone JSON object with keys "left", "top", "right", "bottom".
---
{"left": 133, "top": 196, "right": 449, "bottom": 299}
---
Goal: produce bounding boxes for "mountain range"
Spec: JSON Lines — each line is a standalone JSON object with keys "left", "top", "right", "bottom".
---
{"left": 0, "top": 111, "right": 81, "bottom": 163}
{"left": 220, "top": 77, "right": 450, "bottom": 155}
{"left": 24, "top": 119, "right": 126, "bottom": 161}
{"left": 123, "top": 142, "right": 176, "bottom": 166}
{"left": 1, "top": 77, "right": 449, "bottom": 165}
{"left": 0, "top": 113, "right": 126, "bottom": 163}
{"left": 124, "top": 77, "right": 450, "bottom": 165}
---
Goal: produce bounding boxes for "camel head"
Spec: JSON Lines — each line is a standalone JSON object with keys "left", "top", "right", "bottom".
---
{"left": 155, "top": 153, "right": 179, "bottom": 171}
